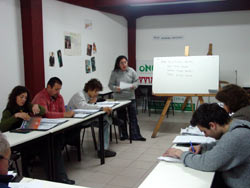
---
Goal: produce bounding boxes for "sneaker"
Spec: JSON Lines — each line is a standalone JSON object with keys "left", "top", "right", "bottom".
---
{"left": 120, "top": 136, "right": 128, "bottom": 141}
{"left": 98, "top": 150, "right": 116, "bottom": 158}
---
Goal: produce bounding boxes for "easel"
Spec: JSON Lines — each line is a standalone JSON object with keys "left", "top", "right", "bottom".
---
{"left": 151, "top": 46, "right": 216, "bottom": 138}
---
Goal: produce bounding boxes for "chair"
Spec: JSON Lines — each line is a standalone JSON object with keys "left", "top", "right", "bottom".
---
{"left": 81, "top": 124, "right": 97, "bottom": 151}
{"left": 147, "top": 87, "right": 174, "bottom": 117}
{"left": 110, "top": 114, "right": 123, "bottom": 144}
{"left": 135, "top": 85, "right": 149, "bottom": 113}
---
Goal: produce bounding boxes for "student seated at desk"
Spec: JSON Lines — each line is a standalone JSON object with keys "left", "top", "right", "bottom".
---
{"left": 67, "top": 78, "right": 116, "bottom": 158}
{"left": 216, "top": 84, "right": 250, "bottom": 121}
{"left": 0, "top": 86, "right": 45, "bottom": 177}
{"left": 32, "top": 77, "right": 75, "bottom": 185}
{"left": 164, "top": 103, "right": 250, "bottom": 188}
{"left": 0, "top": 86, "right": 45, "bottom": 132}
{"left": 0, "top": 132, "right": 14, "bottom": 188}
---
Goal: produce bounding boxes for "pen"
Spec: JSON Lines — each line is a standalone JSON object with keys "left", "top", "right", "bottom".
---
{"left": 190, "top": 141, "right": 195, "bottom": 153}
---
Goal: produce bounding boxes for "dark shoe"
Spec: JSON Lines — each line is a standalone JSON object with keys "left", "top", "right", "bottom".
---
{"left": 98, "top": 150, "right": 116, "bottom": 158}
{"left": 132, "top": 137, "right": 146, "bottom": 141}
{"left": 58, "top": 178, "right": 75, "bottom": 185}
{"left": 120, "top": 136, "right": 128, "bottom": 141}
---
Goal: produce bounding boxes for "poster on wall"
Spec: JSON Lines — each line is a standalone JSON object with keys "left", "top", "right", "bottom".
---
{"left": 85, "top": 19, "right": 92, "bottom": 30}
{"left": 93, "top": 42, "right": 97, "bottom": 54}
{"left": 85, "top": 60, "right": 91, "bottom": 73}
{"left": 136, "top": 60, "right": 153, "bottom": 85}
{"left": 91, "top": 57, "right": 96, "bottom": 72}
{"left": 49, "top": 52, "right": 55, "bottom": 67}
{"left": 64, "top": 32, "right": 81, "bottom": 56}
{"left": 57, "top": 50, "right": 63, "bottom": 67}
{"left": 86, "top": 44, "right": 92, "bottom": 56}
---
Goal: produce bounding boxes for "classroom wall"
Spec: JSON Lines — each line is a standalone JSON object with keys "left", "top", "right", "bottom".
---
{"left": 42, "top": 0, "right": 128, "bottom": 103}
{"left": 0, "top": 0, "right": 24, "bottom": 118}
{"left": 136, "top": 11, "right": 250, "bottom": 87}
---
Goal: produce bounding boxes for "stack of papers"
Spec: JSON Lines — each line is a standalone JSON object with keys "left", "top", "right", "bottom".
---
{"left": 73, "top": 109, "right": 100, "bottom": 118}
{"left": 180, "top": 125, "right": 205, "bottom": 136}
{"left": 96, "top": 101, "right": 119, "bottom": 108}
{"left": 158, "top": 156, "right": 181, "bottom": 163}
{"left": 173, "top": 135, "right": 216, "bottom": 144}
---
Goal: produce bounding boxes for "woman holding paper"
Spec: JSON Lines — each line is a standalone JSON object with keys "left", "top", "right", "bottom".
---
{"left": 108, "top": 55, "right": 146, "bottom": 141}
{"left": 0, "top": 86, "right": 45, "bottom": 132}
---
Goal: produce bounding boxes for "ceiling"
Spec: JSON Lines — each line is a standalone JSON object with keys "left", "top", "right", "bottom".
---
{"left": 58, "top": 0, "right": 250, "bottom": 18}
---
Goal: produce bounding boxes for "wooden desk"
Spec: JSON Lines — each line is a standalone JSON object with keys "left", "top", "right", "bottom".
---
{"left": 139, "top": 146, "right": 214, "bottom": 188}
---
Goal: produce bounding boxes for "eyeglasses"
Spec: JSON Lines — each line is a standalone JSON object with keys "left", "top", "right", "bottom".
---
{"left": 0, "top": 155, "right": 13, "bottom": 166}
{"left": 120, "top": 61, "right": 127, "bottom": 65}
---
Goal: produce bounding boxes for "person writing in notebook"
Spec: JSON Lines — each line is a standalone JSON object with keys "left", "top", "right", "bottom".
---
{"left": 32, "top": 77, "right": 75, "bottom": 184}
{"left": 164, "top": 103, "right": 250, "bottom": 188}
{"left": 0, "top": 132, "right": 12, "bottom": 188}
{"left": 67, "top": 78, "right": 116, "bottom": 158}
{"left": 215, "top": 84, "right": 250, "bottom": 121}
{"left": 108, "top": 55, "right": 146, "bottom": 141}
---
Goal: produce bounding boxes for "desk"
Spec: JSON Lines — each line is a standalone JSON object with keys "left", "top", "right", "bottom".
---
{"left": 18, "top": 177, "right": 89, "bottom": 188}
{"left": 99, "top": 88, "right": 113, "bottom": 99}
{"left": 139, "top": 146, "right": 214, "bottom": 188}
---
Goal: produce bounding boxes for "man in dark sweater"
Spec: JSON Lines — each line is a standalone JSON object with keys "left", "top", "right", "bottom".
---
{"left": 164, "top": 103, "right": 250, "bottom": 188}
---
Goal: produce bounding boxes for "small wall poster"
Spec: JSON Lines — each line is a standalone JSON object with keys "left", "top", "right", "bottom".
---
{"left": 85, "top": 60, "right": 91, "bottom": 73}
{"left": 49, "top": 52, "right": 55, "bottom": 67}
{"left": 91, "top": 57, "right": 96, "bottom": 72}
{"left": 64, "top": 32, "right": 81, "bottom": 56}
{"left": 87, "top": 44, "right": 92, "bottom": 56}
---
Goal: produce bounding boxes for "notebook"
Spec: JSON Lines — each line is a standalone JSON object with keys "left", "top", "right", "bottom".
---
{"left": 20, "top": 117, "right": 68, "bottom": 131}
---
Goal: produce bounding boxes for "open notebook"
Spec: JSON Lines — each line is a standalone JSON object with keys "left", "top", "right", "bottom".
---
{"left": 20, "top": 117, "right": 68, "bottom": 131}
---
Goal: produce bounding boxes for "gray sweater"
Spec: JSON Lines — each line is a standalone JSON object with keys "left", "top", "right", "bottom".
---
{"left": 181, "top": 119, "right": 250, "bottom": 188}
{"left": 108, "top": 67, "right": 139, "bottom": 100}
{"left": 232, "top": 105, "right": 250, "bottom": 122}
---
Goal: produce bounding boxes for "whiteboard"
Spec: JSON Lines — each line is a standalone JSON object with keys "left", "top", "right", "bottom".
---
{"left": 152, "top": 56, "right": 219, "bottom": 94}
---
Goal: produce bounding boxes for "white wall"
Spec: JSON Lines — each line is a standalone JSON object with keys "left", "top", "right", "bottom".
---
{"left": 0, "top": 0, "right": 24, "bottom": 118}
{"left": 42, "top": 0, "right": 128, "bottom": 103}
{"left": 136, "top": 11, "right": 250, "bottom": 87}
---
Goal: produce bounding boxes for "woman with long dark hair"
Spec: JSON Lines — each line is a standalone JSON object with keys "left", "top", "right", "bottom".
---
{"left": 0, "top": 86, "right": 45, "bottom": 132}
{"left": 108, "top": 55, "right": 146, "bottom": 141}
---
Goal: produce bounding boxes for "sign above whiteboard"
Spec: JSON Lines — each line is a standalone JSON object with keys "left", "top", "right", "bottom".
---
{"left": 152, "top": 56, "right": 219, "bottom": 94}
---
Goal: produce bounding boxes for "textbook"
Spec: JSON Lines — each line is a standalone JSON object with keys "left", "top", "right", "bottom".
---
{"left": 173, "top": 135, "right": 216, "bottom": 144}
{"left": 20, "top": 117, "right": 67, "bottom": 131}
{"left": 73, "top": 109, "right": 100, "bottom": 118}
{"left": 158, "top": 156, "right": 181, "bottom": 163}
{"left": 96, "top": 101, "right": 120, "bottom": 108}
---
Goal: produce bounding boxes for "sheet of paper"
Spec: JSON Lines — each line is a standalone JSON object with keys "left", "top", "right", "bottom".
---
{"left": 73, "top": 109, "right": 99, "bottom": 114}
{"left": 74, "top": 113, "right": 89, "bottom": 118}
{"left": 173, "top": 135, "right": 216, "bottom": 144}
{"left": 158, "top": 156, "right": 182, "bottom": 163}
{"left": 96, "top": 101, "right": 119, "bottom": 108}
{"left": 9, "top": 181, "right": 44, "bottom": 188}
{"left": 120, "top": 81, "right": 132, "bottom": 90}
{"left": 180, "top": 125, "right": 205, "bottom": 136}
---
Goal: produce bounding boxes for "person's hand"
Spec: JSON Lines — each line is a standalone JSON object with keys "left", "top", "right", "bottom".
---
{"left": 89, "top": 97, "right": 97, "bottom": 104}
{"left": 102, "top": 107, "right": 112, "bottom": 115}
{"left": 32, "top": 104, "right": 40, "bottom": 115}
{"left": 64, "top": 111, "right": 75, "bottom": 118}
{"left": 15, "top": 112, "right": 31, "bottom": 121}
{"left": 189, "top": 145, "right": 202, "bottom": 154}
{"left": 116, "top": 87, "right": 121, "bottom": 93}
{"left": 163, "top": 148, "right": 183, "bottom": 158}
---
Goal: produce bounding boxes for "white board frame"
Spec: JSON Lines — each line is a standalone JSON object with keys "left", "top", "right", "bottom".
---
{"left": 152, "top": 56, "right": 219, "bottom": 95}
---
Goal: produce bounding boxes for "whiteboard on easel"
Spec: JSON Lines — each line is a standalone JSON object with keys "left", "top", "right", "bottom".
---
{"left": 152, "top": 56, "right": 219, "bottom": 94}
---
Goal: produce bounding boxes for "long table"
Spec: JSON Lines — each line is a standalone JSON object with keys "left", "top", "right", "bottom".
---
{"left": 139, "top": 146, "right": 214, "bottom": 188}
{"left": 4, "top": 100, "right": 132, "bottom": 181}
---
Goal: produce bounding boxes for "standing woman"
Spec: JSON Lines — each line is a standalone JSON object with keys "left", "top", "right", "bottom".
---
{"left": 215, "top": 84, "right": 250, "bottom": 121}
{"left": 109, "top": 55, "right": 146, "bottom": 141}
{"left": 0, "top": 86, "right": 45, "bottom": 132}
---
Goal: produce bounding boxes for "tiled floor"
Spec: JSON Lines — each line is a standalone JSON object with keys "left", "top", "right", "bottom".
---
{"left": 30, "top": 110, "right": 193, "bottom": 187}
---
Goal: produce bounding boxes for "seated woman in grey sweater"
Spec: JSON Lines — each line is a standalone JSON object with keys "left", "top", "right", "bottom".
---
{"left": 164, "top": 103, "right": 250, "bottom": 188}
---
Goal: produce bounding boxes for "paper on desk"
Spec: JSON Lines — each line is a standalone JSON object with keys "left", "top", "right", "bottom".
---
{"left": 173, "top": 135, "right": 216, "bottom": 144}
{"left": 74, "top": 113, "right": 89, "bottom": 118}
{"left": 8, "top": 171, "right": 17, "bottom": 178}
{"left": 73, "top": 109, "right": 99, "bottom": 114}
{"left": 158, "top": 156, "right": 182, "bottom": 163}
{"left": 96, "top": 101, "right": 119, "bottom": 108}
{"left": 180, "top": 126, "right": 205, "bottom": 136}
{"left": 9, "top": 181, "right": 44, "bottom": 188}
{"left": 120, "top": 82, "right": 132, "bottom": 90}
